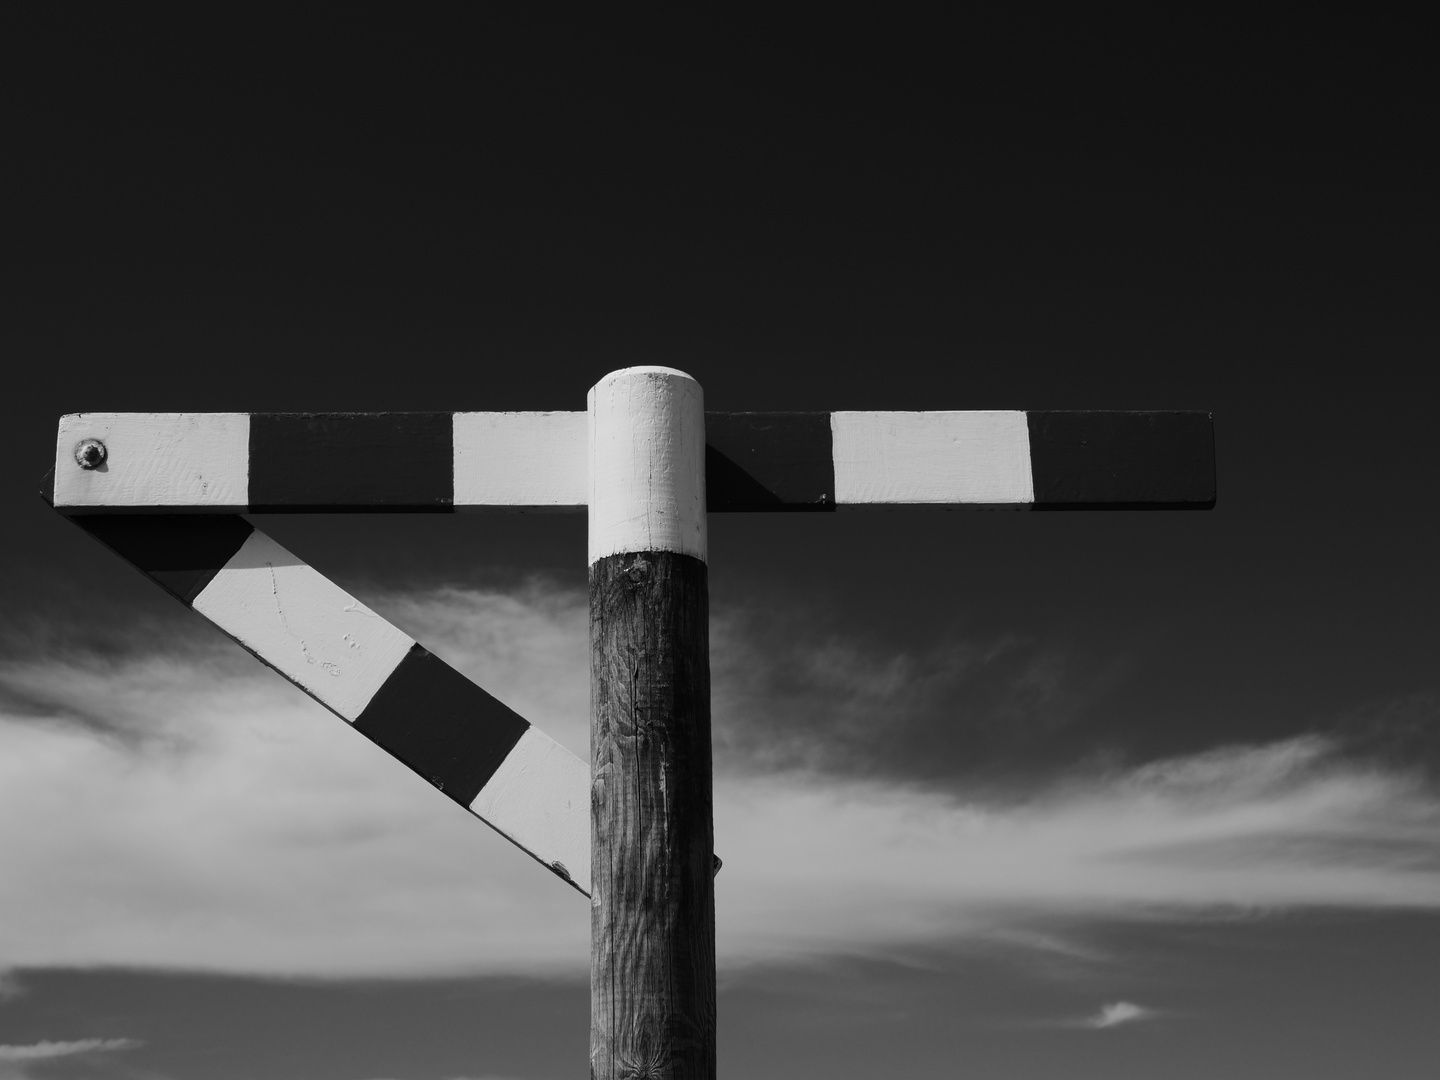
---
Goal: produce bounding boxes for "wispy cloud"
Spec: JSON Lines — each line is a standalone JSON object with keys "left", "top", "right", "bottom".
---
{"left": 0, "top": 1038, "right": 141, "bottom": 1080}
{"left": 1081, "top": 1001, "right": 1154, "bottom": 1028}
{"left": 709, "top": 602, "right": 1119, "bottom": 783}
{"left": 0, "top": 1038, "right": 140, "bottom": 1061}
{"left": 715, "top": 737, "right": 1440, "bottom": 967}
{"left": 1, "top": 583, "right": 1438, "bottom": 978}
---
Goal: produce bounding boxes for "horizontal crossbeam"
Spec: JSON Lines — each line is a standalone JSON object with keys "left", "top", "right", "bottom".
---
{"left": 50, "top": 410, "right": 1214, "bottom": 512}
{"left": 54, "top": 508, "right": 592, "bottom": 896}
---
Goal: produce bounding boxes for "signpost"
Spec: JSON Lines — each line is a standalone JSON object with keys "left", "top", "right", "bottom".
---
{"left": 45, "top": 366, "right": 1214, "bottom": 1079}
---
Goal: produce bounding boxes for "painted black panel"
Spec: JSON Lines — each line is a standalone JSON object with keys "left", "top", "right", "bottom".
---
{"left": 705, "top": 412, "right": 835, "bottom": 511}
{"left": 354, "top": 645, "right": 529, "bottom": 807}
{"left": 248, "top": 413, "right": 453, "bottom": 511}
{"left": 72, "top": 514, "right": 255, "bottom": 604}
{"left": 1027, "top": 411, "right": 1216, "bottom": 509}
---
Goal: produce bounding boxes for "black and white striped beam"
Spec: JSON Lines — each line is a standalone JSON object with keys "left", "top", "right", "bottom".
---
{"left": 56, "top": 509, "right": 591, "bottom": 896}
{"left": 51, "top": 410, "right": 1215, "bottom": 513}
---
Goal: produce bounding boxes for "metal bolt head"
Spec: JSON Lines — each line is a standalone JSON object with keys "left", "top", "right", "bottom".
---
{"left": 74, "top": 439, "right": 107, "bottom": 469}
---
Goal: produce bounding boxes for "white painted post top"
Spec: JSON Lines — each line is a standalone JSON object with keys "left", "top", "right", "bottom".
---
{"left": 587, "top": 368, "right": 707, "bottom": 565}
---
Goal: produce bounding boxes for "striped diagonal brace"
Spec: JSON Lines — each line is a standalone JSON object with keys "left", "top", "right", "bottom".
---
{"left": 56, "top": 509, "right": 592, "bottom": 896}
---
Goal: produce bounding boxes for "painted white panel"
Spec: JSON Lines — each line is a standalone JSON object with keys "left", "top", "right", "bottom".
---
{"left": 470, "top": 726, "right": 591, "bottom": 896}
{"left": 453, "top": 411, "right": 587, "bottom": 509}
{"left": 193, "top": 532, "right": 415, "bottom": 721}
{"left": 587, "top": 367, "right": 707, "bottom": 564}
{"left": 831, "top": 411, "right": 1035, "bottom": 505}
{"left": 53, "top": 413, "right": 249, "bottom": 510}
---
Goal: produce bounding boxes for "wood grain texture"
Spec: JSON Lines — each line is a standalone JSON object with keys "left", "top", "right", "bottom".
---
{"left": 590, "top": 551, "right": 715, "bottom": 1080}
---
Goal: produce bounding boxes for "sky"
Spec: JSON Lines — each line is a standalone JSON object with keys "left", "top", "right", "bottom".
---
{"left": 3, "top": 7, "right": 1438, "bottom": 1079}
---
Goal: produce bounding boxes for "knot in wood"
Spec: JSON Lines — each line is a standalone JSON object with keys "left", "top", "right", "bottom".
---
{"left": 621, "top": 556, "right": 651, "bottom": 587}
{"left": 616, "top": 1042, "right": 672, "bottom": 1080}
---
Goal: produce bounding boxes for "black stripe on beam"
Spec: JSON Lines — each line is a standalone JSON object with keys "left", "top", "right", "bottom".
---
{"left": 705, "top": 412, "right": 835, "bottom": 511}
{"left": 1027, "top": 411, "right": 1216, "bottom": 509}
{"left": 248, "top": 413, "right": 454, "bottom": 512}
{"left": 353, "top": 645, "right": 530, "bottom": 807}
{"left": 71, "top": 514, "right": 256, "bottom": 604}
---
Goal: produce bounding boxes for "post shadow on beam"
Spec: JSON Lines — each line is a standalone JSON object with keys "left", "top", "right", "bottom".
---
{"left": 704, "top": 412, "right": 836, "bottom": 511}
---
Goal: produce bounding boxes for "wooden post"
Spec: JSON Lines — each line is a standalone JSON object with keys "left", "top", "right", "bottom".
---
{"left": 588, "top": 368, "right": 716, "bottom": 1080}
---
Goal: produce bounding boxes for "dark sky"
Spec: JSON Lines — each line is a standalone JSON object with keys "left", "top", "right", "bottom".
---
{"left": 2, "top": 8, "right": 1437, "bottom": 1079}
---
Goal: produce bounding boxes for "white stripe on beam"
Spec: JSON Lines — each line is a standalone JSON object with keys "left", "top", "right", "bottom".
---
{"left": 54, "top": 412, "right": 249, "bottom": 510}
{"left": 469, "top": 726, "right": 592, "bottom": 893}
{"left": 831, "top": 411, "right": 1035, "bottom": 506}
{"left": 192, "top": 531, "right": 417, "bottom": 721}
{"left": 453, "top": 411, "right": 586, "bottom": 509}
{"left": 55, "top": 410, "right": 592, "bottom": 511}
